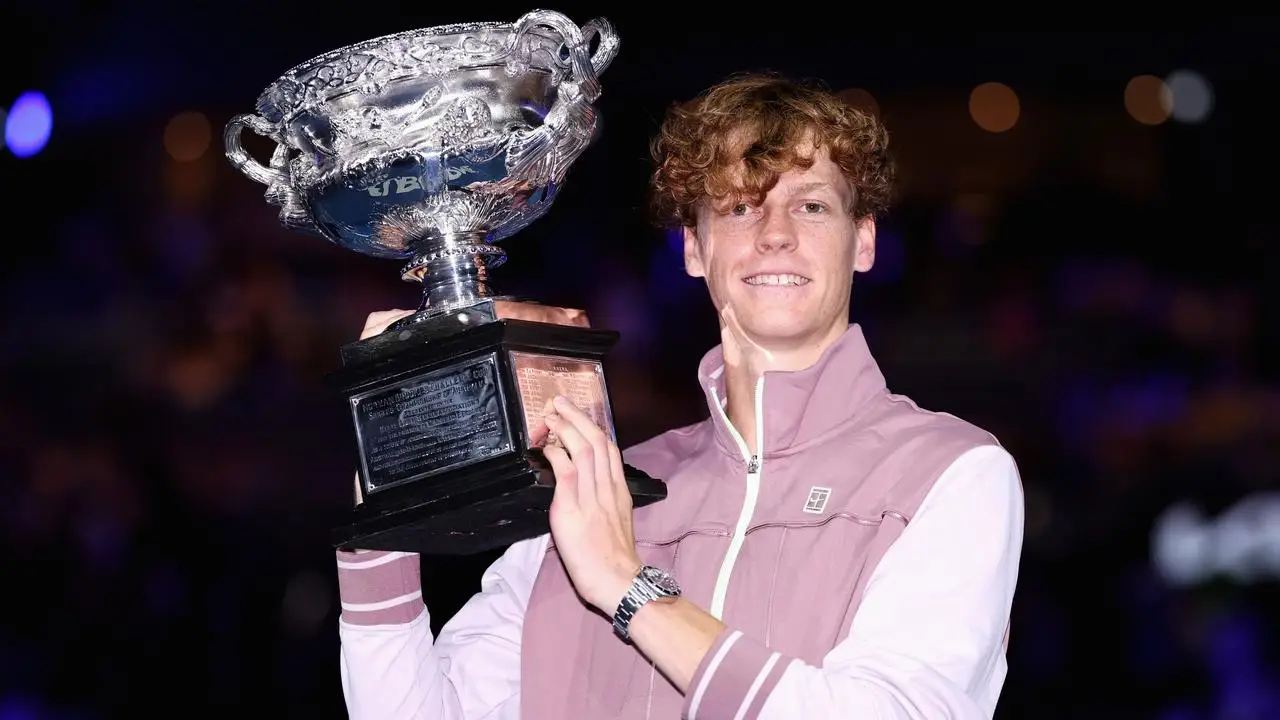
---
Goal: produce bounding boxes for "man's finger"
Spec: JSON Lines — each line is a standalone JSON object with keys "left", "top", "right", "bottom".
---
{"left": 552, "top": 396, "right": 614, "bottom": 510}
{"left": 608, "top": 443, "right": 632, "bottom": 514}
{"left": 360, "top": 309, "right": 416, "bottom": 340}
{"left": 547, "top": 413, "right": 597, "bottom": 508}
{"left": 543, "top": 444, "right": 579, "bottom": 510}
{"left": 494, "top": 300, "right": 591, "bottom": 328}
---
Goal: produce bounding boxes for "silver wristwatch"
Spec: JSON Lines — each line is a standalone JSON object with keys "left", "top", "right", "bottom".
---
{"left": 612, "top": 565, "right": 682, "bottom": 641}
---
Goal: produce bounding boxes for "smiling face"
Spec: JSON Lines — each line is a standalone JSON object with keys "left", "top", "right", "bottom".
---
{"left": 683, "top": 146, "right": 876, "bottom": 359}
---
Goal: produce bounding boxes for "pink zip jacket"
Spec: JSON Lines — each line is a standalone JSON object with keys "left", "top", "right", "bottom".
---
{"left": 337, "top": 324, "right": 1025, "bottom": 719}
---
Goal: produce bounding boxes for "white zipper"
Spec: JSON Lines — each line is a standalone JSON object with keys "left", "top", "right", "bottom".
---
{"left": 707, "top": 375, "right": 765, "bottom": 619}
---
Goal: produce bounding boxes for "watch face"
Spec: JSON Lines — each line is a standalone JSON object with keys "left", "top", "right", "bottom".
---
{"left": 640, "top": 566, "right": 681, "bottom": 595}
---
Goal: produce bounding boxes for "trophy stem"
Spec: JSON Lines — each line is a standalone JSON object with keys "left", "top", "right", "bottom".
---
{"left": 395, "top": 231, "right": 508, "bottom": 323}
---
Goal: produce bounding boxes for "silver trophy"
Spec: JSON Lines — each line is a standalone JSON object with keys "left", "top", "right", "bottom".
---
{"left": 224, "top": 9, "right": 664, "bottom": 555}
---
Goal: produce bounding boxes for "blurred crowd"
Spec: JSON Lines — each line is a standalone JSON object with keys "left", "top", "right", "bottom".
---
{"left": 1, "top": 137, "right": 1278, "bottom": 719}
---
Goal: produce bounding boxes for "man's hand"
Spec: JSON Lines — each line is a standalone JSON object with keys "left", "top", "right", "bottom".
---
{"left": 358, "top": 309, "right": 417, "bottom": 341}
{"left": 492, "top": 300, "right": 590, "bottom": 327}
{"left": 357, "top": 303, "right": 589, "bottom": 343}
{"left": 350, "top": 302, "right": 592, "bottom": 506}
{"left": 540, "top": 396, "right": 643, "bottom": 618}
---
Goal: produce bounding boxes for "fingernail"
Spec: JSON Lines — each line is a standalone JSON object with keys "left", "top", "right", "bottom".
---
{"left": 554, "top": 395, "right": 570, "bottom": 409}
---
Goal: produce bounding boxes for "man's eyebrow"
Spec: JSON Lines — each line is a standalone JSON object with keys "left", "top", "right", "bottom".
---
{"left": 787, "top": 181, "right": 838, "bottom": 194}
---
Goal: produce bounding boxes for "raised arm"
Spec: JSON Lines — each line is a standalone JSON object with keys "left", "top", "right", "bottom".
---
{"left": 337, "top": 536, "right": 548, "bottom": 720}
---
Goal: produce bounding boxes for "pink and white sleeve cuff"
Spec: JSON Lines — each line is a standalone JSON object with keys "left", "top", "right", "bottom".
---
{"left": 335, "top": 549, "right": 425, "bottom": 626}
{"left": 682, "top": 629, "right": 794, "bottom": 720}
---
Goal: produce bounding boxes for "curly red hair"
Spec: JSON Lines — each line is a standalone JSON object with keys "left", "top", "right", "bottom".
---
{"left": 649, "top": 73, "right": 895, "bottom": 229}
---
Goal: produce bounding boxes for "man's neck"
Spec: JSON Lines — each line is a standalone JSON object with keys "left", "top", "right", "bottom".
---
{"left": 720, "top": 325, "right": 847, "bottom": 456}
{"left": 724, "top": 366, "right": 762, "bottom": 457}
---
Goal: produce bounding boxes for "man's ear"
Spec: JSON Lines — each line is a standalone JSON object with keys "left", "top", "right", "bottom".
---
{"left": 683, "top": 226, "right": 706, "bottom": 278}
{"left": 854, "top": 218, "right": 876, "bottom": 273}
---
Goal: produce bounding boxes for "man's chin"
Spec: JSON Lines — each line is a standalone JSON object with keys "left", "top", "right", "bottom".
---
{"left": 735, "top": 320, "right": 815, "bottom": 348}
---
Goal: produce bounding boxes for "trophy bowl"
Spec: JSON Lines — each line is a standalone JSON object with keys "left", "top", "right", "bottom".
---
{"left": 224, "top": 9, "right": 666, "bottom": 555}
{"left": 225, "top": 8, "right": 618, "bottom": 319}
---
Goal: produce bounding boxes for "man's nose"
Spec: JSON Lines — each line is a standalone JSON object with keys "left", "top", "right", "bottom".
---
{"left": 755, "top": 209, "right": 797, "bottom": 253}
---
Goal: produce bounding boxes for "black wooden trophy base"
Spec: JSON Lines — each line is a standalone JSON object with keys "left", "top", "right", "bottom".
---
{"left": 328, "top": 299, "right": 667, "bottom": 556}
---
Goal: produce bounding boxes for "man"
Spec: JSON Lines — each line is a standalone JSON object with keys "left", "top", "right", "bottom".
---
{"left": 336, "top": 73, "right": 1024, "bottom": 719}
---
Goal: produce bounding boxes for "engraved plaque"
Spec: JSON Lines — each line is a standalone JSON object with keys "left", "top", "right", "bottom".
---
{"left": 351, "top": 353, "right": 513, "bottom": 493}
{"left": 509, "top": 351, "right": 615, "bottom": 448}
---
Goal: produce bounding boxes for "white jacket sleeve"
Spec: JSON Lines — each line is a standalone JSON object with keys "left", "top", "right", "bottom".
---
{"left": 337, "top": 534, "right": 549, "bottom": 720}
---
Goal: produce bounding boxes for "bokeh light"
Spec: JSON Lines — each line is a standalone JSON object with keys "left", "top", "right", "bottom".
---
{"left": 4, "top": 91, "right": 53, "bottom": 158}
{"left": 969, "top": 82, "right": 1020, "bottom": 133}
{"left": 164, "top": 111, "right": 213, "bottom": 162}
{"left": 1166, "top": 69, "right": 1214, "bottom": 124}
{"left": 1124, "top": 74, "right": 1173, "bottom": 125}
{"left": 837, "top": 87, "right": 881, "bottom": 119}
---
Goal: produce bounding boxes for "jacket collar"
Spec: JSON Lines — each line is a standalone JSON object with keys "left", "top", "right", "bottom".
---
{"left": 696, "top": 324, "right": 888, "bottom": 460}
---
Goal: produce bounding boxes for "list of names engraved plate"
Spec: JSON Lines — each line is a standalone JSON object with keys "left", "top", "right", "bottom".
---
{"left": 353, "top": 355, "right": 510, "bottom": 491}
{"left": 510, "top": 352, "right": 614, "bottom": 448}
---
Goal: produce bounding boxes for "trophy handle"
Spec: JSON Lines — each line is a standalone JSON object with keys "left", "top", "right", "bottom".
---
{"left": 224, "top": 113, "right": 286, "bottom": 186}
{"left": 510, "top": 10, "right": 618, "bottom": 103}
{"left": 505, "top": 11, "right": 618, "bottom": 183}
{"left": 578, "top": 18, "right": 620, "bottom": 84}
{"left": 224, "top": 113, "right": 319, "bottom": 234}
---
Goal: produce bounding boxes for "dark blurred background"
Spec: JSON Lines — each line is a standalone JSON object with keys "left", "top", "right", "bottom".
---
{"left": 1, "top": 6, "right": 1278, "bottom": 718}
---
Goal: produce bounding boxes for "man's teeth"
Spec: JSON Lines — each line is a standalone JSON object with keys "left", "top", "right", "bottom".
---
{"left": 744, "top": 274, "right": 810, "bottom": 286}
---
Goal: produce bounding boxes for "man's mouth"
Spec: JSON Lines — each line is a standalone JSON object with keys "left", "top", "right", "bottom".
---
{"left": 743, "top": 273, "right": 811, "bottom": 287}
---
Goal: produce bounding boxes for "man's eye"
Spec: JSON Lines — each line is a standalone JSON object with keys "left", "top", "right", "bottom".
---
{"left": 731, "top": 204, "right": 751, "bottom": 215}
{"left": 802, "top": 202, "right": 826, "bottom": 213}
